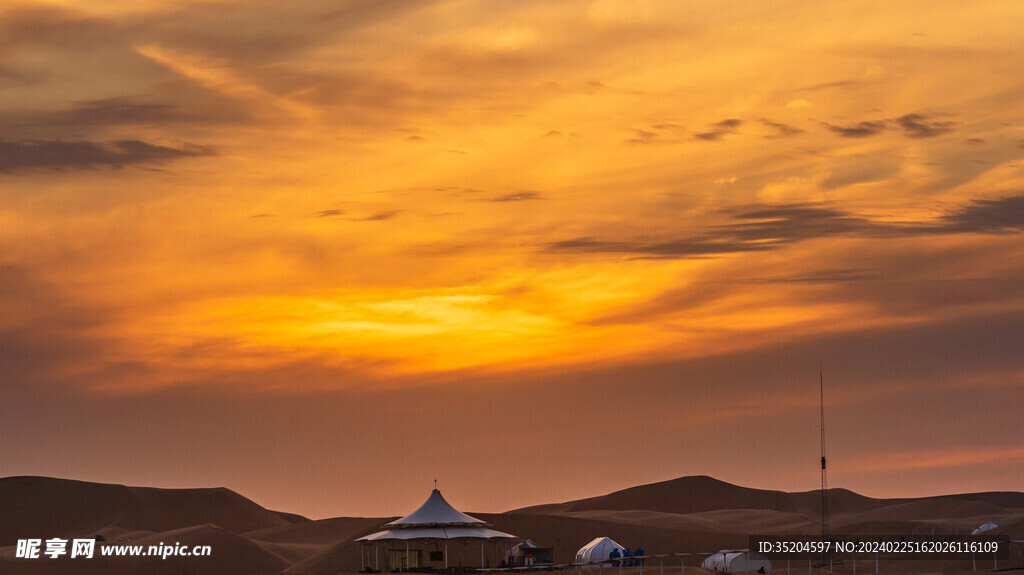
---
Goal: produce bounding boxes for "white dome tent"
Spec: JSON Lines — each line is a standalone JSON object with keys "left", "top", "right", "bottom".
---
{"left": 356, "top": 488, "right": 518, "bottom": 572}
{"left": 576, "top": 537, "right": 625, "bottom": 568}
{"left": 701, "top": 549, "right": 771, "bottom": 573}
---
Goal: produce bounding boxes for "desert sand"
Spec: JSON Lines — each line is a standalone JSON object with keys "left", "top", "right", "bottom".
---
{"left": 1, "top": 475, "right": 1021, "bottom": 575}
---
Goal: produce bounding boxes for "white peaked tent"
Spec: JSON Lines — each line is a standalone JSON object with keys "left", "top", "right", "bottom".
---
{"left": 702, "top": 550, "right": 771, "bottom": 573}
{"left": 356, "top": 489, "right": 518, "bottom": 572}
{"left": 972, "top": 521, "right": 998, "bottom": 535}
{"left": 576, "top": 536, "right": 625, "bottom": 566}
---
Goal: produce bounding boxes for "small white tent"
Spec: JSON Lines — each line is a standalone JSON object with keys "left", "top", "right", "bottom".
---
{"left": 972, "top": 521, "right": 998, "bottom": 535}
{"left": 511, "top": 540, "right": 541, "bottom": 555}
{"left": 702, "top": 550, "right": 771, "bottom": 573}
{"left": 509, "top": 539, "right": 553, "bottom": 567}
{"left": 576, "top": 537, "right": 625, "bottom": 567}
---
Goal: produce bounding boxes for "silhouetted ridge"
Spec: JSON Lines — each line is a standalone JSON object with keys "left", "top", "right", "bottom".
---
{"left": 0, "top": 476, "right": 307, "bottom": 545}
{"left": 511, "top": 475, "right": 892, "bottom": 516}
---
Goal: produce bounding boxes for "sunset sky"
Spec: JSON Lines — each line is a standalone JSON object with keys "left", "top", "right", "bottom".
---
{"left": 1, "top": 0, "right": 1023, "bottom": 519}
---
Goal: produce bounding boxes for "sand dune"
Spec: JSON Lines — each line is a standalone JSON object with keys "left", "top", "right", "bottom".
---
{"left": 514, "top": 475, "right": 1024, "bottom": 539}
{"left": 281, "top": 537, "right": 355, "bottom": 575}
{"left": 560, "top": 508, "right": 819, "bottom": 535}
{"left": 832, "top": 499, "right": 1012, "bottom": 525}
{"left": 512, "top": 476, "right": 892, "bottom": 517}
{"left": 127, "top": 523, "right": 292, "bottom": 574}
{"left": 924, "top": 492, "right": 1024, "bottom": 510}
{"left": 989, "top": 517, "right": 1024, "bottom": 540}
{"left": 0, "top": 523, "right": 290, "bottom": 575}
{"left": 247, "top": 516, "right": 388, "bottom": 545}
{"left": 2, "top": 474, "right": 1023, "bottom": 575}
{"left": 252, "top": 539, "right": 329, "bottom": 565}
{"left": 0, "top": 476, "right": 307, "bottom": 546}
{"left": 558, "top": 509, "right": 723, "bottom": 532}
{"left": 246, "top": 516, "right": 392, "bottom": 569}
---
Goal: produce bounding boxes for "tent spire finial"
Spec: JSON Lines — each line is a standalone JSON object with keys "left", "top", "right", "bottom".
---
{"left": 434, "top": 478, "right": 437, "bottom": 490}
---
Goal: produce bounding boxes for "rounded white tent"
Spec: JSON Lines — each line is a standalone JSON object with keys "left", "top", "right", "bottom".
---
{"left": 576, "top": 536, "right": 625, "bottom": 566}
{"left": 702, "top": 550, "right": 771, "bottom": 573}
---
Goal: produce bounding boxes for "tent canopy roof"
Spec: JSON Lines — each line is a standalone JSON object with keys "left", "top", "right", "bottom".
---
{"left": 356, "top": 527, "right": 517, "bottom": 542}
{"left": 385, "top": 489, "right": 488, "bottom": 528}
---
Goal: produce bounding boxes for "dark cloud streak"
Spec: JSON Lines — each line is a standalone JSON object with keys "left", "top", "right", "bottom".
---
{"left": 760, "top": 119, "right": 805, "bottom": 138}
{"left": 488, "top": 191, "right": 543, "bottom": 202}
{"left": 822, "top": 120, "right": 887, "bottom": 138}
{"left": 822, "top": 113, "right": 956, "bottom": 139}
{"left": 352, "top": 210, "right": 402, "bottom": 221}
{"left": 0, "top": 98, "right": 190, "bottom": 131}
{"left": 938, "top": 195, "right": 1024, "bottom": 233}
{"left": 545, "top": 194, "right": 1024, "bottom": 259}
{"left": 695, "top": 118, "right": 742, "bottom": 141}
{"left": 313, "top": 210, "right": 346, "bottom": 218}
{"left": 733, "top": 268, "right": 879, "bottom": 284}
{"left": 895, "top": 113, "right": 956, "bottom": 139}
{"left": 625, "top": 124, "right": 687, "bottom": 145}
{"left": 798, "top": 80, "right": 862, "bottom": 92}
{"left": 0, "top": 139, "right": 213, "bottom": 173}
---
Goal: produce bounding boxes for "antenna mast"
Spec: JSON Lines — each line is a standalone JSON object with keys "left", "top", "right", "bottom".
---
{"left": 820, "top": 366, "right": 829, "bottom": 545}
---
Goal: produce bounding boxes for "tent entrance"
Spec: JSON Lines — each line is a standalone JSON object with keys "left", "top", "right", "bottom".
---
{"left": 389, "top": 549, "right": 422, "bottom": 571}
